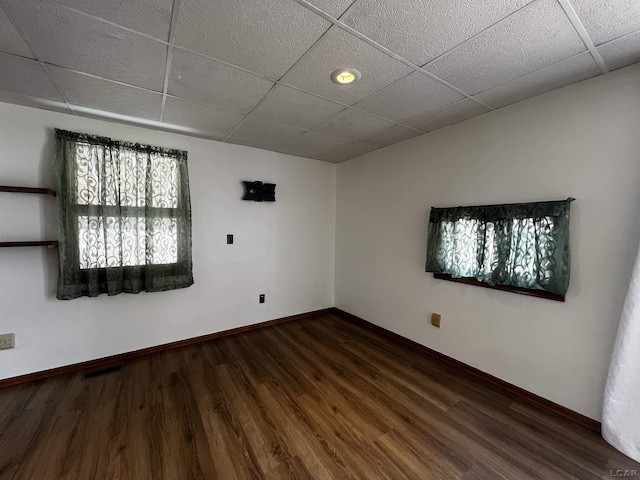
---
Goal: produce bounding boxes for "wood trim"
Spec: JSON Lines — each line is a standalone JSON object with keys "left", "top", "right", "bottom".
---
{"left": 0, "top": 185, "right": 56, "bottom": 196}
{"left": 0, "top": 308, "right": 333, "bottom": 389}
{"left": 0, "top": 241, "right": 58, "bottom": 248}
{"left": 330, "top": 307, "right": 601, "bottom": 433}
{"left": 434, "top": 273, "right": 565, "bottom": 302}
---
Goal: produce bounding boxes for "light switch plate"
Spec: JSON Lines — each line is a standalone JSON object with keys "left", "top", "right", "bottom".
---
{"left": 0, "top": 333, "right": 15, "bottom": 349}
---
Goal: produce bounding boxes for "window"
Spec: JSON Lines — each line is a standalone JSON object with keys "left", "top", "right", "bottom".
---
{"left": 425, "top": 199, "right": 574, "bottom": 301}
{"left": 54, "top": 129, "right": 193, "bottom": 300}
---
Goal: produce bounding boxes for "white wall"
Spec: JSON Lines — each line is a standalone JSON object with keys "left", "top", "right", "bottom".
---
{"left": 335, "top": 64, "right": 640, "bottom": 421}
{"left": 0, "top": 103, "right": 336, "bottom": 380}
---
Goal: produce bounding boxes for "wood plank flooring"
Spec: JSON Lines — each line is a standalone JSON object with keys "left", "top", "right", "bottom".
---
{"left": 1, "top": 314, "right": 638, "bottom": 479}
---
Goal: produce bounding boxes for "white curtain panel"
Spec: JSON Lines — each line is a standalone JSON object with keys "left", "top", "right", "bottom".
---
{"left": 602, "top": 244, "right": 640, "bottom": 462}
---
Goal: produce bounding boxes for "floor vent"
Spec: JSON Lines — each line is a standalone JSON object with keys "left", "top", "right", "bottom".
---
{"left": 83, "top": 365, "right": 122, "bottom": 379}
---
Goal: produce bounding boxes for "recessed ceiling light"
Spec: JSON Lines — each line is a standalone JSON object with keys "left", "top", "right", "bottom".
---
{"left": 330, "top": 68, "right": 361, "bottom": 85}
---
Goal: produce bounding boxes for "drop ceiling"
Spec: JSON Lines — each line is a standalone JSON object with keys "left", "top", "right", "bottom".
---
{"left": 0, "top": 0, "right": 638, "bottom": 163}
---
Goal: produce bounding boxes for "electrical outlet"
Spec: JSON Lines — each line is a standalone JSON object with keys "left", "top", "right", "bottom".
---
{"left": 227, "top": 234, "right": 234, "bottom": 244}
{"left": 431, "top": 313, "right": 441, "bottom": 328}
{"left": 0, "top": 333, "right": 15, "bottom": 349}
{"left": 259, "top": 294, "right": 265, "bottom": 304}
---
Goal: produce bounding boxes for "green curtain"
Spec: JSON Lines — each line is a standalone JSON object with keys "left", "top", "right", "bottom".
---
{"left": 54, "top": 129, "right": 193, "bottom": 300}
{"left": 425, "top": 199, "right": 574, "bottom": 296}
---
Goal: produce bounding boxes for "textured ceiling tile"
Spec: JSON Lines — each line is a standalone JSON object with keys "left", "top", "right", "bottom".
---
{"left": 320, "top": 142, "right": 378, "bottom": 163}
{"left": 475, "top": 52, "right": 601, "bottom": 109}
{"left": 570, "top": 0, "right": 640, "bottom": 45}
{"left": 597, "top": 31, "right": 640, "bottom": 71}
{"left": 50, "top": 66, "right": 162, "bottom": 120}
{"left": 353, "top": 71, "right": 463, "bottom": 123}
{"left": 362, "top": 125, "right": 422, "bottom": 148}
{"left": 174, "top": 0, "right": 330, "bottom": 79}
{"left": 3, "top": 1, "right": 167, "bottom": 91}
{"left": 163, "top": 97, "right": 244, "bottom": 134}
{"left": 55, "top": 0, "right": 174, "bottom": 40}
{"left": 226, "top": 137, "right": 278, "bottom": 150}
{"left": 404, "top": 99, "right": 490, "bottom": 133}
{"left": 281, "top": 26, "right": 413, "bottom": 105}
{"left": 232, "top": 117, "right": 307, "bottom": 145}
{"left": 304, "top": 0, "right": 355, "bottom": 18}
{"left": 0, "top": 53, "right": 63, "bottom": 100}
{"left": 275, "top": 146, "right": 321, "bottom": 159}
{"left": 283, "top": 130, "right": 352, "bottom": 155}
{"left": 0, "top": 7, "right": 33, "bottom": 57}
{"left": 251, "top": 85, "right": 346, "bottom": 130}
{"left": 168, "top": 48, "right": 274, "bottom": 114}
{"left": 0, "top": 89, "right": 72, "bottom": 114}
{"left": 341, "top": 0, "right": 532, "bottom": 65}
{"left": 425, "top": 0, "right": 586, "bottom": 95}
{"left": 312, "top": 108, "right": 396, "bottom": 141}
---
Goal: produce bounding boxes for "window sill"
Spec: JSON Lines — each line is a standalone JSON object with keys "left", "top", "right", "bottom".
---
{"left": 433, "top": 273, "right": 565, "bottom": 302}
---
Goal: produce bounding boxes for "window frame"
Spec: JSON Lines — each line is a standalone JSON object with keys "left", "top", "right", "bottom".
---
{"left": 71, "top": 143, "right": 184, "bottom": 274}
{"left": 433, "top": 273, "right": 566, "bottom": 302}
{"left": 426, "top": 199, "right": 573, "bottom": 302}
{"left": 75, "top": 205, "right": 182, "bottom": 272}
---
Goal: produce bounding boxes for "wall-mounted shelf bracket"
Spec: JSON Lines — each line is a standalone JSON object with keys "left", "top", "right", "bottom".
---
{"left": 0, "top": 185, "right": 56, "bottom": 196}
{"left": 0, "top": 241, "right": 58, "bottom": 248}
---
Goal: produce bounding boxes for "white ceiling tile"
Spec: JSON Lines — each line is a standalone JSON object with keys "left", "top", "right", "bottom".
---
{"left": 353, "top": 72, "right": 464, "bottom": 123}
{"left": 363, "top": 125, "right": 422, "bottom": 148}
{"left": 404, "top": 99, "right": 490, "bottom": 133}
{"left": 55, "top": 0, "right": 174, "bottom": 40}
{"left": 313, "top": 108, "right": 396, "bottom": 141}
{"left": 598, "top": 31, "right": 640, "bottom": 71}
{"left": 304, "top": 0, "right": 355, "bottom": 18}
{"left": 163, "top": 97, "right": 244, "bottom": 134}
{"left": 475, "top": 52, "right": 601, "bottom": 108}
{"left": 174, "top": 0, "right": 330, "bottom": 79}
{"left": 281, "top": 26, "right": 413, "bottom": 105}
{"left": 3, "top": 0, "right": 167, "bottom": 91}
{"left": 0, "top": 7, "right": 33, "bottom": 58}
{"left": 0, "top": 53, "right": 63, "bottom": 100}
{"left": 251, "top": 85, "right": 346, "bottom": 130}
{"left": 425, "top": 0, "right": 586, "bottom": 95}
{"left": 226, "top": 137, "right": 278, "bottom": 150}
{"left": 284, "top": 131, "right": 352, "bottom": 155}
{"left": 320, "top": 142, "right": 378, "bottom": 163}
{"left": 341, "top": 0, "right": 532, "bottom": 66}
{"left": 275, "top": 146, "right": 321, "bottom": 159}
{"left": 50, "top": 67, "right": 162, "bottom": 120}
{"left": 232, "top": 117, "right": 307, "bottom": 145}
{"left": 0, "top": 89, "right": 72, "bottom": 114}
{"left": 570, "top": 0, "right": 640, "bottom": 45}
{"left": 169, "top": 48, "right": 274, "bottom": 114}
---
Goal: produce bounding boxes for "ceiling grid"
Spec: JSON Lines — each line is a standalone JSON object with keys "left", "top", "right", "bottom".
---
{"left": 0, "top": 0, "right": 637, "bottom": 162}
{"left": 556, "top": 0, "right": 609, "bottom": 73}
{"left": 159, "top": 0, "right": 182, "bottom": 124}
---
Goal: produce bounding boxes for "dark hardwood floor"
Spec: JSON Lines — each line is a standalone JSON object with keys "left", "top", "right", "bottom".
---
{"left": 0, "top": 314, "right": 638, "bottom": 479}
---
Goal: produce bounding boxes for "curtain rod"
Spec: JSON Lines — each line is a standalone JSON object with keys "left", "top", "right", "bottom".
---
{"left": 432, "top": 197, "right": 574, "bottom": 210}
